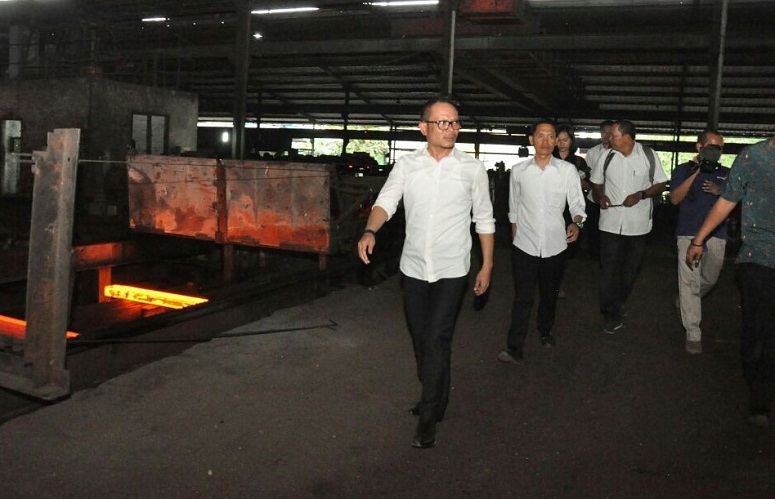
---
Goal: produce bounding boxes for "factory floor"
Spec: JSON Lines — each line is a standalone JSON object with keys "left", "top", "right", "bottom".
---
{"left": 1, "top": 234, "right": 773, "bottom": 498}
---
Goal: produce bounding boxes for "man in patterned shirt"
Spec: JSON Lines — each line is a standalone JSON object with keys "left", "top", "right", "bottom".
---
{"left": 687, "top": 135, "right": 775, "bottom": 429}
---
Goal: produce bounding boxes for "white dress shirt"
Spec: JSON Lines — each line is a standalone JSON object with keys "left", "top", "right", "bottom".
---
{"left": 585, "top": 143, "right": 609, "bottom": 202}
{"left": 585, "top": 142, "right": 609, "bottom": 172}
{"left": 590, "top": 141, "right": 668, "bottom": 236}
{"left": 373, "top": 146, "right": 495, "bottom": 283}
{"left": 508, "top": 156, "right": 587, "bottom": 258}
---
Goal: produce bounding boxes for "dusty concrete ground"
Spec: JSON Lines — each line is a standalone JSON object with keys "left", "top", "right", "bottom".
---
{"left": 0, "top": 233, "right": 773, "bottom": 498}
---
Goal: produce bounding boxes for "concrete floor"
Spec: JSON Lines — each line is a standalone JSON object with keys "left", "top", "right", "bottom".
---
{"left": 0, "top": 237, "right": 773, "bottom": 498}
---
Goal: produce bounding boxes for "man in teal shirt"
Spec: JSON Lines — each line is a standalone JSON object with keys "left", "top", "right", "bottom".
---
{"left": 687, "top": 135, "right": 775, "bottom": 428}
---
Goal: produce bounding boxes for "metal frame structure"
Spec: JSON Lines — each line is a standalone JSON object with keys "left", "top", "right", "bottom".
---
{"left": 1, "top": 0, "right": 773, "bottom": 142}
{"left": 0, "top": 129, "right": 80, "bottom": 400}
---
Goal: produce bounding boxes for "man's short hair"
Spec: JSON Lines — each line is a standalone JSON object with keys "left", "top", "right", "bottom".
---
{"left": 530, "top": 119, "right": 557, "bottom": 136}
{"left": 599, "top": 119, "right": 614, "bottom": 130}
{"left": 614, "top": 120, "right": 636, "bottom": 140}
{"left": 697, "top": 128, "right": 722, "bottom": 145}
{"left": 420, "top": 96, "right": 460, "bottom": 121}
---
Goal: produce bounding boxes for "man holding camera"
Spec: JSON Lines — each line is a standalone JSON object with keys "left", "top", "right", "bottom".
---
{"left": 669, "top": 129, "right": 728, "bottom": 354}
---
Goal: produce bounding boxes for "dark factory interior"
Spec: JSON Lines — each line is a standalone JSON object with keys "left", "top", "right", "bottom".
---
{"left": 2, "top": 0, "right": 774, "bottom": 134}
{"left": 0, "top": 0, "right": 774, "bottom": 496}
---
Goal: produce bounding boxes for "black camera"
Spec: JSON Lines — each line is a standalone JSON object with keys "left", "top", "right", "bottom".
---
{"left": 690, "top": 144, "right": 723, "bottom": 174}
{"left": 698, "top": 158, "right": 721, "bottom": 173}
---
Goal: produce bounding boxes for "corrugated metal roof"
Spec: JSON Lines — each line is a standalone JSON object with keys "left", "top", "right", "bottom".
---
{"left": 0, "top": 0, "right": 773, "bottom": 136}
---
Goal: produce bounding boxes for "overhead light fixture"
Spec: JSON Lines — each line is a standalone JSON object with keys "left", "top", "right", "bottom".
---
{"left": 252, "top": 7, "right": 319, "bottom": 15}
{"left": 366, "top": 0, "right": 439, "bottom": 6}
{"left": 142, "top": 17, "right": 169, "bottom": 22}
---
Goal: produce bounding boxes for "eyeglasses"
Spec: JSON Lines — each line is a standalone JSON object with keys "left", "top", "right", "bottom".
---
{"left": 424, "top": 119, "right": 463, "bottom": 131}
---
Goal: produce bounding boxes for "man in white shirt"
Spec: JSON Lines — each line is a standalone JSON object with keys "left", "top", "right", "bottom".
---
{"left": 357, "top": 97, "right": 495, "bottom": 449}
{"left": 497, "top": 120, "right": 586, "bottom": 365}
{"left": 583, "top": 120, "right": 613, "bottom": 259}
{"left": 590, "top": 120, "right": 668, "bottom": 334}
{"left": 585, "top": 120, "right": 614, "bottom": 170}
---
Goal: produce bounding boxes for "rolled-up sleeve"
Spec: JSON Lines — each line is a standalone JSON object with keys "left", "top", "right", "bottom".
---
{"left": 372, "top": 160, "right": 406, "bottom": 220}
{"left": 472, "top": 164, "right": 495, "bottom": 234}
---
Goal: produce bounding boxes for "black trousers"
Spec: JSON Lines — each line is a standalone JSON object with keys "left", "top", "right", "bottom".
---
{"left": 402, "top": 273, "right": 467, "bottom": 422}
{"left": 506, "top": 247, "right": 565, "bottom": 353}
{"left": 738, "top": 263, "right": 775, "bottom": 416}
{"left": 585, "top": 201, "right": 601, "bottom": 260}
{"left": 599, "top": 232, "right": 647, "bottom": 321}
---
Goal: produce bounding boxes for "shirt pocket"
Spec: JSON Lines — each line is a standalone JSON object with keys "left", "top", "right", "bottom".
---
{"left": 633, "top": 163, "right": 651, "bottom": 188}
{"left": 441, "top": 172, "right": 471, "bottom": 205}
{"left": 546, "top": 186, "right": 566, "bottom": 209}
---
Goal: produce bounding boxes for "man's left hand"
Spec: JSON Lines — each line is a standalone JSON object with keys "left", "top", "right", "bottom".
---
{"left": 622, "top": 192, "right": 643, "bottom": 207}
{"left": 473, "top": 268, "right": 492, "bottom": 296}
{"left": 702, "top": 180, "right": 721, "bottom": 196}
{"left": 566, "top": 224, "right": 580, "bottom": 243}
{"left": 685, "top": 243, "right": 704, "bottom": 269}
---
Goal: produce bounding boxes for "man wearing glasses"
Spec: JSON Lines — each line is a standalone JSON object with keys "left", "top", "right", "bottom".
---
{"left": 357, "top": 97, "right": 495, "bottom": 448}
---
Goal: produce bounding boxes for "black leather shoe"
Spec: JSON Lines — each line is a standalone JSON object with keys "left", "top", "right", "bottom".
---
{"left": 408, "top": 404, "right": 444, "bottom": 422}
{"left": 497, "top": 349, "right": 523, "bottom": 365}
{"left": 412, "top": 420, "right": 436, "bottom": 449}
{"left": 540, "top": 334, "right": 556, "bottom": 348}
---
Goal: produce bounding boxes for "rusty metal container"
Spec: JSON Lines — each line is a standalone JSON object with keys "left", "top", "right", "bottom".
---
{"left": 128, "top": 155, "right": 382, "bottom": 255}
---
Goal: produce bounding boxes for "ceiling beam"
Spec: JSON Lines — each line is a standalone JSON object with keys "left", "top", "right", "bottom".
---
{"left": 145, "top": 33, "right": 718, "bottom": 60}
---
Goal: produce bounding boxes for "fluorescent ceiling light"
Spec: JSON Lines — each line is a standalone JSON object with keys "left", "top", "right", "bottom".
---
{"left": 367, "top": 0, "right": 439, "bottom": 6}
{"left": 252, "top": 7, "right": 319, "bottom": 15}
{"left": 142, "top": 17, "right": 169, "bottom": 22}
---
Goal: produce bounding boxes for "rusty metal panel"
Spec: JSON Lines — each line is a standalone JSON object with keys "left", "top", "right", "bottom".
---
{"left": 223, "top": 160, "right": 331, "bottom": 253}
{"left": 459, "top": 0, "right": 519, "bottom": 16}
{"left": 128, "top": 155, "right": 220, "bottom": 241}
{"left": 128, "top": 156, "right": 333, "bottom": 254}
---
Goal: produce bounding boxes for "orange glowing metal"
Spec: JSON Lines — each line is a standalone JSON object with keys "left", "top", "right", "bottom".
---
{"left": 104, "top": 284, "right": 209, "bottom": 309}
{"left": 0, "top": 314, "right": 80, "bottom": 340}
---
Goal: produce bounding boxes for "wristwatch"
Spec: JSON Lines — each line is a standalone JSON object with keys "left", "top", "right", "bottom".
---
{"left": 574, "top": 221, "right": 584, "bottom": 230}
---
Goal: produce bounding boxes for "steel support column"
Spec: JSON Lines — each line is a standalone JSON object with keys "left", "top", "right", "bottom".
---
{"left": 441, "top": 0, "right": 459, "bottom": 96}
{"left": 232, "top": 0, "right": 251, "bottom": 160}
{"left": 11, "top": 129, "right": 80, "bottom": 399}
{"left": 707, "top": 0, "right": 729, "bottom": 129}
{"left": 342, "top": 89, "right": 350, "bottom": 154}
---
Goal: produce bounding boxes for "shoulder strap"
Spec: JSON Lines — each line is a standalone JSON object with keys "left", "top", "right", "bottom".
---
{"left": 642, "top": 145, "right": 656, "bottom": 183}
{"left": 602, "top": 150, "right": 615, "bottom": 179}
{"left": 603, "top": 147, "right": 657, "bottom": 183}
